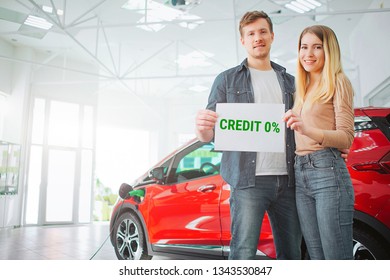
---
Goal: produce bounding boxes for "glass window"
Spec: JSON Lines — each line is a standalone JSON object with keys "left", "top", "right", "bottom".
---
{"left": 25, "top": 146, "right": 42, "bottom": 224}
{"left": 200, "top": 157, "right": 212, "bottom": 165}
{"left": 31, "top": 99, "right": 45, "bottom": 145}
{"left": 48, "top": 101, "right": 79, "bottom": 147}
{"left": 169, "top": 142, "right": 222, "bottom": 183}
{"left": 82, "top": 106, "right": 94, "bottom": 149}
{"left": 6, "top": 143, "right": 20, "bottom": 194}
{"left": 0, "top": 142, "right": 20, "bottom": 195}
{"left": 79, "top": 150, "right": 93, "bottom": 223}
{"left": 182, "top": 157, "right": 195, "bottom": 169}
{"left": 0, "top": 143, "right": 8, "bottom": 195}
{"left": 94, "top": 127, "right": 150, "bottom": 221}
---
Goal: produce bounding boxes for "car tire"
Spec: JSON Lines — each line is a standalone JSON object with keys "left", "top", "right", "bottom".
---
{"left": 113, "top": 211, "right": 152, "bottom": 260}
{"left": 353, "top": 224, "right": 390, "bottom": 260}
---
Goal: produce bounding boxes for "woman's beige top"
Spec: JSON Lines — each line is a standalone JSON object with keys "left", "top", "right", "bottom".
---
{"left": 294, "top": 82, "right": 355, "bottom": 156}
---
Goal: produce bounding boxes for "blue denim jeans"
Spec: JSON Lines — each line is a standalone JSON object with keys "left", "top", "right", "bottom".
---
{"left": 229, "top": 175, "right": 302, "bottom": 260}
{"left": 295, "top": 148, "right": 355, "bottom": 260}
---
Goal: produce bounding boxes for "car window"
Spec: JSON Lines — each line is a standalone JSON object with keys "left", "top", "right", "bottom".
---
{"left": 142, "top": 157, "right": 173, "bottom": 182}
{"left": 168, "top": 142, "right": 222, "bottom": 184}
{"left": 354, "top": 114, "right": 390, "bottom": 140}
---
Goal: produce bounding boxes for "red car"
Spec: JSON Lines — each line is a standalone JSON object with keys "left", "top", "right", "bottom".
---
{"left": 109, "top": 107, "right": 390, "bottom": 260}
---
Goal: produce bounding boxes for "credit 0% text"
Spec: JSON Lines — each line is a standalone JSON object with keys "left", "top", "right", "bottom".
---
{"left": 219, "top": 119, "right": 281, "bottom": 133}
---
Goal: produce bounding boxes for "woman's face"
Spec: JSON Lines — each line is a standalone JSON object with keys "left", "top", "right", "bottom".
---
{"left": 299, "top": 32, "right": 325, "bottom": 75}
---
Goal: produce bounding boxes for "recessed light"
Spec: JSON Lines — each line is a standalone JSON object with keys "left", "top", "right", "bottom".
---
{"left": 42, "top": 5, "right": 53, "bottom": 13}
{"left": 24, "top": 15, "right": 53, "bottom": 30}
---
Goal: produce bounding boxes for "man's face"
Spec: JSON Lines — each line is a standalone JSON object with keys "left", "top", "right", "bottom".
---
{"left": 240, "top": 18, "right": 274, "bottom": 61}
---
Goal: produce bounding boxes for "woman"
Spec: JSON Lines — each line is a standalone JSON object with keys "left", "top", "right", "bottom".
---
{"left": 283, "top": 25, "right": 355, "bottom": 259}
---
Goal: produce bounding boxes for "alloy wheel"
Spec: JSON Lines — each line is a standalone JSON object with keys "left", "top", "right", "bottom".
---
{"left": 116, "top": 218, "right": 142, "bottom": 260}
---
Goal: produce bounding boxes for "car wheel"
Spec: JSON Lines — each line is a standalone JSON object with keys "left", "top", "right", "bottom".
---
{"left": 353, "top": 225, "right": 390, "bottom": 260}
{"left": 113, "top": 211, "right": 152, "bottom": 260}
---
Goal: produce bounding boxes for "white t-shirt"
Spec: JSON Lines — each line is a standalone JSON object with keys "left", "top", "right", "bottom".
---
{"left": 249, "top": 67, "right": 287, "bottom": 176}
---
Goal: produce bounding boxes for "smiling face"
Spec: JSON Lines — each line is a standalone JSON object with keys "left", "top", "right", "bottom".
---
{"left": 299, "top": 32, "right": 325, "bottom": 75}
{"left": 240, "top": 18, "right": 274, "bottom": 62}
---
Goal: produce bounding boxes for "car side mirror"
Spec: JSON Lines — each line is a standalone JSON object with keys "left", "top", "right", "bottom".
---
{"left": 149, "top": 167, "right": 164, "bottom": 184}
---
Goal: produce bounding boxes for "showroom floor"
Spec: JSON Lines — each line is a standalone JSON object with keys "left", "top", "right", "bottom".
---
{"left": 0, "top": 223, "right": 134, "bottom": 260}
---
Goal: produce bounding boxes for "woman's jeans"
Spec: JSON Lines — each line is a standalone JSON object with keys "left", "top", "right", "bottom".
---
{"left": 229, "top": 175, "right": 302, "bottom": 260}
{"left": 295, "top": 148, "right": 355, "bottom": 260}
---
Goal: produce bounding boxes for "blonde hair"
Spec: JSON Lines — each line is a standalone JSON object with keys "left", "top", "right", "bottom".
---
{"left": 294, "top": 25, "right": 353, "bottom": 109}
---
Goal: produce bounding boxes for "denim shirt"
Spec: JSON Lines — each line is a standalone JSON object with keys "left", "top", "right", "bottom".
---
{"left": 206, "top": 59, "right": 296, "bottom": 188}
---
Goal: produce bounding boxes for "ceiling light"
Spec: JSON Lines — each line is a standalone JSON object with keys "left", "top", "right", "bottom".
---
{"left": 42, "top": 5, "right": 63, "bottom": 16}
{"left": 122, "top": 0, "right": 146, "bottom": 10}
{"left": 136, "top": 18, "right": 165, "bottom": 32}
{"left": 306, "top": 0, "right": 322, "bottom": 7}
{"left": 296, "top": 0, "right": 315, "bottom": 9}
{"left": 285, "top": 0, "right": 322, "bottom": 13}
{"left": 24, "top": 15, "right": 53, "bottom": 30}
{"left": 291, "top": 1, "right": 311, "bottom": 11}
{"left": 42, "top": 5, "right": 53, "bottom": 13}
{"left": 175, "top": 51, "right": 214, "bottom": 69}
{"left": 178, "top": 21, "right": 204, "bottom": 29}
{"left": 178, "top": 14, "right": 204, "bottom": 29}
{"left": 122, "top": 0, "right": 203, "bottom": 32}
{"left": 285, "top": 3, "right": 304, "bottom": 13}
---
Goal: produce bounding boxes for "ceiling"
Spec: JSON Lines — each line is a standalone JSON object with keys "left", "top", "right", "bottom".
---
{"left": 0, "top": 0, "right": 389, "bottom": 98}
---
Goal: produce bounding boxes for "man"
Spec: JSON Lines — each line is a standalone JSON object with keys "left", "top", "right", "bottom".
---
{"left": 195, "top": 10, "right": 302, "bottom": 260}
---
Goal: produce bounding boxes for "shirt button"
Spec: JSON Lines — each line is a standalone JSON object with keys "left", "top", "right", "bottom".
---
{"left": 252, "top": 160, "right": 255, "bottom": 163}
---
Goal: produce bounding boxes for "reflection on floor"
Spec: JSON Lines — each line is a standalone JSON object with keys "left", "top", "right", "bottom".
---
{"left": 0, "top": 222, "right": 170, "bottom": 260}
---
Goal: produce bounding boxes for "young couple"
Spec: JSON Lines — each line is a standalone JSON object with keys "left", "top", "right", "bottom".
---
{"left": 195, "top": 11, "right": 354, "bottom": 260}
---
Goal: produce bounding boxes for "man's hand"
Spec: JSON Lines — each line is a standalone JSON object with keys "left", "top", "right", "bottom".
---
{"left": 195, "top": 109, "right": 218, "bottom": 142}
{"left": 339, "top": 148, "right": 350, "bottom": 162}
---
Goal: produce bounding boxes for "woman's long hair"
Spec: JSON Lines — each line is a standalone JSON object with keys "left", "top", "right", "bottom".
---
{"left": 294, "top": 25, "right": 352, "bottom": 109}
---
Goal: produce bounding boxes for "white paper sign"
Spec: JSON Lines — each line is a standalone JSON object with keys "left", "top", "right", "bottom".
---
{"left": 214, "top": 103, "right": 285, "bottom": 152}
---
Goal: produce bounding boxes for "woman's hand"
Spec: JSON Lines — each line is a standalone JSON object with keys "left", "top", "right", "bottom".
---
{"left": 283, "top": 110, "right": 307, "bottom": 135}
{"left": 283, "top": 109, "right": 325, "bottom": 145}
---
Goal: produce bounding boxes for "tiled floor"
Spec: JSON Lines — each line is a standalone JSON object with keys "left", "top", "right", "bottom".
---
{"left": 0, "top": 223, "right": 121, "bottom": 260}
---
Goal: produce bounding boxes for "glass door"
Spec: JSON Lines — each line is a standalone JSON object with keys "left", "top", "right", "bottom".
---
{"left": 25, "top": 98, "right": 94, "bottom": 225}
{"left": 45, "top": 149, "right": 76, "bottom": 223}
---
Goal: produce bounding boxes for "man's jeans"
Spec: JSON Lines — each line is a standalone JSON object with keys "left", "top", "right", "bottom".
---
{"left": 295, "top": 148, "right": 355, "bottom": 260}
{"left": 229, "top": 175, "right": 302, "bottom": 260}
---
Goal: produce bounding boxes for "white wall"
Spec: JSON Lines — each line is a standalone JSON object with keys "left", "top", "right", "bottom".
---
{"left": 350, "top": 5, "right": 390, "bottom": 105}
{"left": 3, "top": 47, "right": 33, "bottom": 144}
{"left": 0, "top": 43, "right": 34, "bottom": 228}
{"left": 0, "top": 39, "right": 14, "bottom": 139}
{"left": 0, "top": 40, "right": 13, "bottom": 96}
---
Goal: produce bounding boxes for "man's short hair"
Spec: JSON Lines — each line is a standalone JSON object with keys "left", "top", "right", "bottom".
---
{"left": 239, "top": 10, "right": 273, "bottom": 37}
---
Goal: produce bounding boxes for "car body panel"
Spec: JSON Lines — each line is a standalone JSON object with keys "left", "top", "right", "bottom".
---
{"left": 348, "top": 108, "right": 390, "bottom": 230}
{"left": 146, "top": 175, "right": 224, "bottom": 245}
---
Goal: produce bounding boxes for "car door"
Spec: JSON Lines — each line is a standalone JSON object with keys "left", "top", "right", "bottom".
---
{"left": 147, "top": 142, "right": 224, "bottom": 257}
